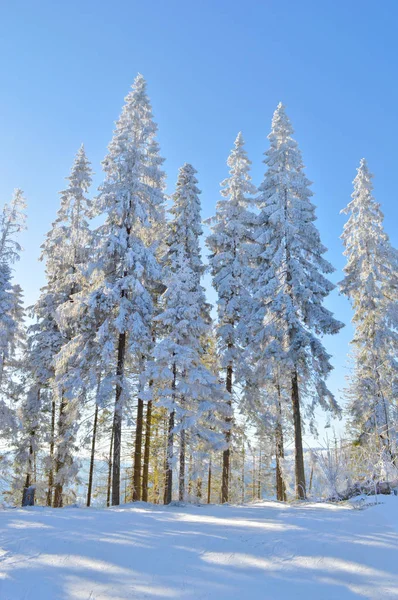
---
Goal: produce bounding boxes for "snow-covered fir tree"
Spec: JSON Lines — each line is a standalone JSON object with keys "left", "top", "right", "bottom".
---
{"left": 28, "top": 145, "right": 93, "bottom": 507}
{"left": 85, "top": 74, "right": 166, "bottom": 505}
{"left": 340, "top": 159, "right": 398, "bottom": 458}
{"left": 206, "top": 132, "right": 256, "bottom": 502}
{"left": 246, "top": 104, "right": 343, "bottom": 499}
{"left": 166, "top": 163, "right": 205, "bottom": 283}
{"left": 0, "top": 189, "right": 26, "bottom": 435}
{"left": 153, "top": 164, "right": 228, "bottom": 503}
{"left": 153, "top": 250, "right": 228, "bottom": 504}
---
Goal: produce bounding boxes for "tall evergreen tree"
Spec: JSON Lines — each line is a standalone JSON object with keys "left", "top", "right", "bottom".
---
{"left": 247, "top": 104, "right": 343, "bottom": 499}
{"left": 206, "top": 132, "right": 256, "bottom": 502}
{"left": 153, "top": 251, "right": 227, "bottom": 504}
{"left": 87, "top": 74, "right": 166, "bottom": 506}
{"left": 154, "top": 164, "right": 228, "bottom": 503}
{"left": 340, "top": 159, "right": 398, "bottom": 456}
{"left": 30, "top": 145, "right": 93, "bottom": 507}
{"left": 0, "top": 189, "right": 26, "bottom": 433}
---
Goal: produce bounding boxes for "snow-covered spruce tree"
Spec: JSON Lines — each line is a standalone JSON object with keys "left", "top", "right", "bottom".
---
{"left": 31, "top": 145, "right": 93, "bottom": 507}
{"left": 340, "top": 159, "right": 398, "bottom": 458}
{"left": 247, "top": 104, "right": 343, "bottom": 499}
{"left": 206, "top": 132, "right": 256, "bottom": 502}
{"left": 161, "top": 163, "right": 208, "bottom": 501}
{"left": 87, "top": 74, "right": 165, "bottom": 506}
{"left": 153, "top": 249, "right": 228, "bottom": 504}
{"left": 0, "top": 189, "right": 26, "bottom": 436}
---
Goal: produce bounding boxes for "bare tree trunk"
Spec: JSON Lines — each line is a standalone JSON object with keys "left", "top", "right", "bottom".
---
{"left": 241, "top": 443, "right": 245, "bottom": 503}
{"left": 132, "top": 396, "right": 144, "bottom": 501}
{"left": 53, "top": 393, "right": 67, "bottom": 508}
{"left": 222, "top": 364, "right": 232, "bottom": 503}
{"left": 292, "top": 370, "right": 306, "bottom": 499}
{"left": 275, "top": 383, "right": 287, "bottom": 501}
{"left": 197, "top": 477, "right": 202, "bottom": 501}
{"left": 207, "top": 457, "right": 212, "bottom": 504}
{"left": 309, "top": 466, "right": 314, "bottom": 494}
{"left": 252, "top": 452, "right": 256, "bottom": 501}
{"left": 86, "top": 402, "right": 99, "bottom": 507}
{"left": 22, "top": 433, "right": 35, "bottom": 506}
{"left": 112, "top": 331, "right": 126, "bottom": 506}
{"left": 179, "top": 427, "right": 186, "bottom": 502}
{"left": 164, "top": 409, "right": 175, "bottom": 505}
{"left": 142, "top": 399, "right": 152, "bottom": 502}
{"left": 46, "top": 396, "right": 56, "bottom": 507}
{"left": 106, "top": 426, "right": 114, "bottom": 508}
{"left": 164, "top": 362, "right": 176, "bottom": 505}
{"left": 257, "top": 449, "right": 262, "bottom": 500}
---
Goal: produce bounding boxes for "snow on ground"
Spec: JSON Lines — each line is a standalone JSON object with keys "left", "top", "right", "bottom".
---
{"left": 0, "top": 497, "right": 397, "bottom": 600}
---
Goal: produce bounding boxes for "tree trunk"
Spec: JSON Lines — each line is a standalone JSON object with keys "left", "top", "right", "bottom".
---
{"left": 275, "top": 384, "right": 287, "bottom": 501}
{"left": 197, "top": 477, "right": 202, "bottom": 501}
{"left": 241, "top": 443, "right": 245, "bottom": 503}
{"left": 53, "top": 393, "right": 66, "bottom": 508}
{"left": 257, "top": 449, "right": 262, "bottom": 500}
{"left": 221, "top": 364, "right": 232, "bottom": 503}
{"left": 179, "top": 427, "right": 186, "bottom": 502}
{"left": 292, "top": 370, "right": 306, "bottom": 499}
{"left": 142, "top": 399, "right": 152, "bottom": 502}
{"left": 132, "top": 396, "right": 144, "bottom": 501}
{"left": 164, "top": 409, "right": 175, "bottom": 505}
{"left": 22, "top": 433, "right": 35, "bottom": 506}
{"left": 207, "top": 457, "right": 212, "bottom": 504}
{"left": 112, "top": 331, "right": 126, "bottom": 506}
{"left": 106, "top": 426, "right": 114, "bottom": 508}
{"left": 86, "top": 402, "right": 99, "bottom": 507}
{"left": 252, "top": 452, "right": 256, "bottom": 501}
{"left": 164, "top": 362, "right": 176, "bottom": 505}
{"left": 46, "top": 396, "right": 56, "bottom": 507}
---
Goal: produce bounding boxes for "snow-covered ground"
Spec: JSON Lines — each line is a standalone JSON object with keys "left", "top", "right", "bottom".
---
{"left": 0, "top": 497, "right": 397, "bottom": 599}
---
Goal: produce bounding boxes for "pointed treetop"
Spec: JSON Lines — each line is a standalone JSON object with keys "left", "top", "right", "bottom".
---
{"left": 0, "top": 188, "right": 27, "bottom": 264}
{"left": 234, "top": 131, "right": 245, "bottom": 147}
{"left": 180, "top": 162, "right": 198, "bottom": 177}
{"left": 270, "top": 102, "right": 293, "bottom": 137}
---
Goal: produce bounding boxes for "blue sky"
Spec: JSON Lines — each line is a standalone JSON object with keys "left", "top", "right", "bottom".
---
{"left": 1, "top": 0, "right": 397, "bottom": 444}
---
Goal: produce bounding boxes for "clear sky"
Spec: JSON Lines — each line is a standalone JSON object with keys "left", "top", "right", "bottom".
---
{"left": 1, "top": 0, "right": 397, "bottom": 445}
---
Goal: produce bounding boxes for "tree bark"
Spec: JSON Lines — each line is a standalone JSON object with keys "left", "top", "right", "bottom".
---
{"left": 22, "top": 433, "right": 35, "bottom": 506}
{"left": 275, "top": 384, "right": 287, "bottom": 501}
{"left": 46, "top": 396, "right": 56, "bottom": 507}
{"left": 179, "top": 422, "right": 186, "bottom": 502}
{"left": 207, "top": 457, "right": 212, "bottom": 504}
{"left": 106, "top": 426, "right": 114, "bottom": 508}
{"left": 132, "top": 396, "right": 144, "bottom": 501}
{"left": 164, "top": 362, "right": 176, "bottom": 505}
{"left": 112, "top": 331, "right": 126, "bottom": 506}
{"left": 221, "top": 364, "right": 232, "bottom": 503}
{"left": 164, "top": 409, "right": 175, "bottom": 505}
{"left": 291, "top": 370, "right": 306, "bottom": 499}
{"left": 86, "top": 402, "right": 99, "bottom": 507}
{"left": 53, "top": 393, "right": 66, "bottom": 508}
{"left": 257, "top": 449, "right": 262, "bottom": 500}
{"left": 142, "top": 399, "right": 152, "bottom": 502}
{"left": 241, "top": 443, "right": 245, "bottom": 503}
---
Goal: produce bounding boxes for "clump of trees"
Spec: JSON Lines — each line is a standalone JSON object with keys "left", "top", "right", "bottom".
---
{"left": 1, "top": 76, "right": 397, "bottom": 508}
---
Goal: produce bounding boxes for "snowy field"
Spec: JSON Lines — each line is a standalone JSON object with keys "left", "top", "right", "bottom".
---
{"left": 0, "top": 498, "right": 397, "bottom": 600}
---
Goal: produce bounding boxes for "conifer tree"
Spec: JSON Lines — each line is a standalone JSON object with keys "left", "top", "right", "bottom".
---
{"left": 206, "top": 133, "right": 256, "bottom": 502}
{"left": 29, "top": 145, "right": 93, "bottom": 507}
{"left": 248, "top": 104, "right": 343, "bottom": 499}
{"left": 87, "top": 74, "right": 166, "bottom": 506}
{"left": 340, "top": 159, "right": 398, "bottom": 457}
{"left": 154, "top": 164, "right": 228, "bottom": 503}
{"left": 0, "top": 189, "right": 26, "bottom": 434}
{"left": 153, "top": 251, "right": 227, "bottom": 504}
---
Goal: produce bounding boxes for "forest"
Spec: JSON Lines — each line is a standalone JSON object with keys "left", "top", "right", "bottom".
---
{"left": 1, "top": 74, "right": 397, "bottom": 510}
